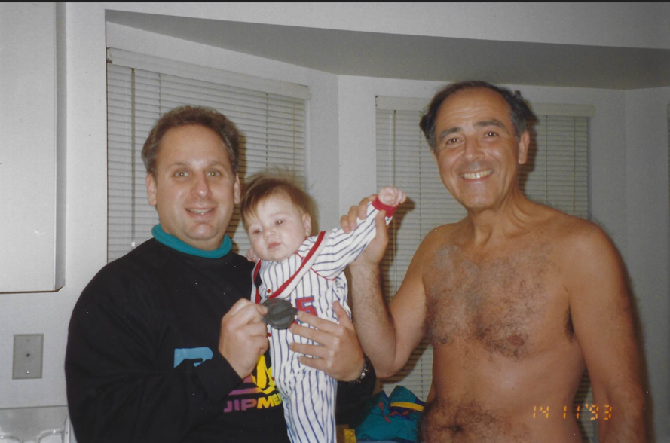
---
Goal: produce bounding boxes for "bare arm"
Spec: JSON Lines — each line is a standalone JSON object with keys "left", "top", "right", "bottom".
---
{"left": 568, "top": 224, "right": 647, "bottom": 442}
{"left": 346, "top": 202, "right": 427, "bottom": 378}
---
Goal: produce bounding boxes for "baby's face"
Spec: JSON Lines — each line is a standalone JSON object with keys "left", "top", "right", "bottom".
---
{"left": 245, "top": 194, "right": 311, "bottom": 262}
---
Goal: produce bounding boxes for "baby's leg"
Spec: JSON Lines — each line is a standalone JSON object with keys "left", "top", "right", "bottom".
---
{"left": 283, "top": 368, "right": 338, "bottom": 443}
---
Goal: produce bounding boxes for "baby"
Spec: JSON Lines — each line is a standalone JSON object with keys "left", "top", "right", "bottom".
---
{"left": 240, "top": 172, "right": 405, "bottom": 443}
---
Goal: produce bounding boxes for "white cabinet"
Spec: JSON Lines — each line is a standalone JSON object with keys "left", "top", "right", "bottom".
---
{"left": 0, "top": 3, "right": 65, "bottom": 292}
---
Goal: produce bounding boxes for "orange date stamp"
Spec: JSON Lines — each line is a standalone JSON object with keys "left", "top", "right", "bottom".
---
{"left": 533, "top": 404, "right": 612, "bottom": 421}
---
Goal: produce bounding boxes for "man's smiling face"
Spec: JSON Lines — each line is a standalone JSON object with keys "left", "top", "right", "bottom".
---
{"left": 146, "top": 124, "right": 240, "bottom": 251}
{"left": 432, "top": 87, "right": 529, "bottom": 213}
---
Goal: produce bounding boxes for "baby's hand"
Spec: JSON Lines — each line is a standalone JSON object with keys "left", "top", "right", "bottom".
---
{"left": 378, "top": 187, "right": 406, "bottom": 208}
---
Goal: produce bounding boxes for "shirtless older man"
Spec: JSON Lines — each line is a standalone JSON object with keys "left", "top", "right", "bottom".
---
{"left": 344, "top": 81, "right": 647, "bottom": 442}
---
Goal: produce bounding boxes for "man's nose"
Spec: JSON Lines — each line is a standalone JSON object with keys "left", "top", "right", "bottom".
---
{"left": 463, "top": 137, "right": 483, "bottom": 160}
{"left": 192, "top": 173, "right": 211, "bottom": 197}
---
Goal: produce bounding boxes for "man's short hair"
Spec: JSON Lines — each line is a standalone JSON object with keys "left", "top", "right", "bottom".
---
{"left": 142, "top": 105, "right": 241, "bottom": 176}
{"left": 419, "top": 81, "right": 536, "bottom": 153}
{"left": 240, "top": 171, "right": 314, "bottom": 231}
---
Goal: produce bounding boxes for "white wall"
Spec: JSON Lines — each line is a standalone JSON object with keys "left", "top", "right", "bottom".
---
{"left": 0, "top": 3, "right": 107, "bottom": 410}
{"left": 0, "top": 2, "right": 668, "bottom": 441}
{"left": 625, "top": 88, "right": 670, "bottom": 442}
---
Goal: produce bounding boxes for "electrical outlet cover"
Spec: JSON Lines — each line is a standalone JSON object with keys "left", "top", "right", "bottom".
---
{"left": 13, "top": 334, "right": 44, "bottom": 379}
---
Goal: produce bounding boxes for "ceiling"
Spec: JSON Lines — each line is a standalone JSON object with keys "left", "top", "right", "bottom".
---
{"left": 106, "top": 11, "right": 670, "bottom": 90}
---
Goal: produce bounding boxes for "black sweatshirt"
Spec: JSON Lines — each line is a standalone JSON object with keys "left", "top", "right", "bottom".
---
{"left": 65, "top": 239, "right": 375, "bottom": 443}
{"left": 65, "top": 239, "right": 289, "bottom": 443}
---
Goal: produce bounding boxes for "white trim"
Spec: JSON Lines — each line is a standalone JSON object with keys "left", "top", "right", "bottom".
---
{"left": 108, "top": 47, "right": 311, "bottom": 101}
{"left": 376, "top": 96, "right": 428, "bottom": 111}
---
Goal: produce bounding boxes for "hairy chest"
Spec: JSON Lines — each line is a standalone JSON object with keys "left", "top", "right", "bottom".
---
{"left": 424, "top": 244, "right": 571, "bottom": 359}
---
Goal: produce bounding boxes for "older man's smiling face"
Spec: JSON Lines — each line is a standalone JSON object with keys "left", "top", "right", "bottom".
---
{"left": 432, "top": 87, "right": 529, "bottom": 214}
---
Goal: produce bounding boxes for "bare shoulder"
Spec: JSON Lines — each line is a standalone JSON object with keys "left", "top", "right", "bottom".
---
{"left": 545, "top": 210, "right": 620, "bottom": 264}
{"left": 539, "top": 209, "right": 627, "bottom": 300}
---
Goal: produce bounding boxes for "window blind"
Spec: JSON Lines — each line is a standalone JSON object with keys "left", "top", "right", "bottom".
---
{"left": 106, "top": 49, "right": 307, "bottom": 262}
{"left": 375, "top": 96, "right": 595, "bottom": 441}
{"left": 375, "top": 105, "right": 458, "bottom": 402}
{"left": 521, "top": 103, "right": 592, "bottom": 220}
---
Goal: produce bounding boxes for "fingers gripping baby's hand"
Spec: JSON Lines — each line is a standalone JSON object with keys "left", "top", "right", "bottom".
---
{"left": 378, "top": 187, "right": 406, "bottom": 207}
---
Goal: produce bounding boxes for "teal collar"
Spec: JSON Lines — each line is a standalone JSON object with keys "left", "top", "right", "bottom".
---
{"left": 151, "top": 225, "right": 232, "bottom": 259}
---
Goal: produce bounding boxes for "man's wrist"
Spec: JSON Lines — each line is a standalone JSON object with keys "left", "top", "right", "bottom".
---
{"left": 346, "top": 356, "right": 370, "bottom": 384}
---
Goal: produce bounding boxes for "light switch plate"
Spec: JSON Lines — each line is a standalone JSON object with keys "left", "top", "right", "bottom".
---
{"left": 13, "top": 334, "right": 44, "bottom": 379}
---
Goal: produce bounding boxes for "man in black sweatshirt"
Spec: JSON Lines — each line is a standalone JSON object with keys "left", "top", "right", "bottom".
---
{"left": 65, "top": 106, "right": 373, "bottom": 443}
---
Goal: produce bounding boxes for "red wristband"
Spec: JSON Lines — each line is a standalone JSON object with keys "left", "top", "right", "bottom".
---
{"left": 372, "top": 197, "right": 397, "bottom": 217}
